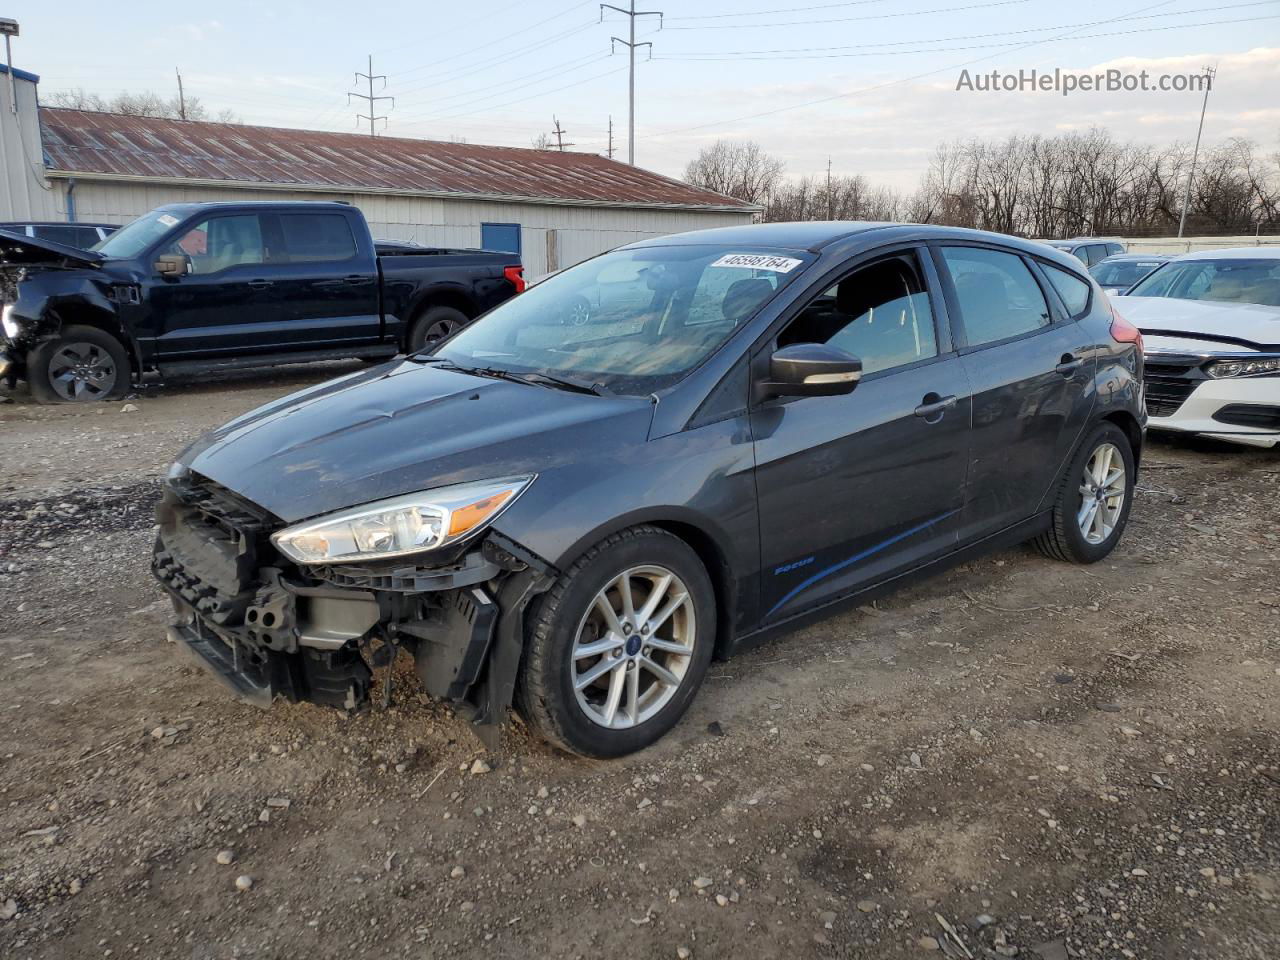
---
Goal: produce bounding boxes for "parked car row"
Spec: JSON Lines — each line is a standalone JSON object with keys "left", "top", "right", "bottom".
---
{"left": 5, "top": 208, "right": 1275, "bottom": 757}
{"left": 0, "top": 220, "right": 118, "bottom": 249}
{"left": 0, "top": 202, "right": 525, "bottom": 401}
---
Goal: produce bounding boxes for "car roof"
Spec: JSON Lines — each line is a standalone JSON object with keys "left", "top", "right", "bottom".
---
{"left": 1176, "top": 246, "right": 1280, "bottom": 261}
{"left": 623, "top": 221, "right": 1087, "bottom": 265}
{"left": 1097, "top": 252, "right": 1170, "bottom": 262}
{"left": 153, "top": 201, "right": 355, "bottom": 214}
{"left": 623, "top": 220, "right": 898, "bottom": 251}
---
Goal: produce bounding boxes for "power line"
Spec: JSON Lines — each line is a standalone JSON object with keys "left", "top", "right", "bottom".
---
{"left": 667, "top": 0, "right": 895, "bottom": 19}
{"left": 663, "top": 0, "right": 1033, "bottom": 30}
{"left": 653, "top": 1, "right": 1279, "bottom": 58}
{"left": 646, "top": 0, "right": 1181, "bottom": 139}
{"left": 349, "top": 55, "right": 393, "bottom": 136}
{"left": 652, "top": 12, "right": 1280, "bottom": 61}
{"left": 601, "top": 0, "right": 662, "bottom": 165}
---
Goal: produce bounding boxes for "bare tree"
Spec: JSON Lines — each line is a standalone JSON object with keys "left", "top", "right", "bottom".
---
{"left": 683, "top": 140, "right": 786, "bottom": 205}
{"left": 45, "top": 88, "right": 239, "bottom": 123}
{"left": 530, "top": 132, "right": 554, "bottom": 151}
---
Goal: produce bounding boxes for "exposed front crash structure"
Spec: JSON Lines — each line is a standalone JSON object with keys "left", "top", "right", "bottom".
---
{"left": 151, "top": 471, "right": 554, "bottom": 747}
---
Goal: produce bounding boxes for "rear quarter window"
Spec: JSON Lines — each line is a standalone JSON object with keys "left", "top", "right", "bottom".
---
{"left": 1041, "top": 262, "right": 1092, "bottom": 317}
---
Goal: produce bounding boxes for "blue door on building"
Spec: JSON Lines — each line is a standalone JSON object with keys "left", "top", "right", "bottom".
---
{"left": 481, "top": 222, "right": 522, "bottom": 258}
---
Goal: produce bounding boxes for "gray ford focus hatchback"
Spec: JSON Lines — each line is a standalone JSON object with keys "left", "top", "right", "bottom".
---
{"left": 154, "top": 222, "right": 1146, "bottom": 757}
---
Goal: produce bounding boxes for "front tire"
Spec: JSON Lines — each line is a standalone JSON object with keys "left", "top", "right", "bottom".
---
{"left": 28, "top": 325, "right": 131, "bottom": 404}
{"left": 1033, "top": 422, "right": 1135, "bottom": 564}
{"left": 406, "top": 305, "right": 468, "bottom": 353}
{"left": 517, "top": 526, "right": 716, "bottom": 758}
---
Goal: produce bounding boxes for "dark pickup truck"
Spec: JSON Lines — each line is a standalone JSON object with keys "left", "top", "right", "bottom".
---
{"left": 0, "top": 201, "right": 524, "bottom": 402}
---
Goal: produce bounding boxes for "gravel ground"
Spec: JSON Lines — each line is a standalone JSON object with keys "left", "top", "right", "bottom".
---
{"left": 1, "top": 367, "right": 1277, "bottom": 960}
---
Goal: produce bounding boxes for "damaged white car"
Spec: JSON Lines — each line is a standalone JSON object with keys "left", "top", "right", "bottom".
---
{"left": 1115, "top": 248, "right": 1280, "bottom": 449}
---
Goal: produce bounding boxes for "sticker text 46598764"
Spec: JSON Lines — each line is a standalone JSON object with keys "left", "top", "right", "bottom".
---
{"left": 711, "top": 253, "right": 805, "bottom": 274}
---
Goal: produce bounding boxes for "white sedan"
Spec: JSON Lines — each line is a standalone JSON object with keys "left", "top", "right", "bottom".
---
{"left": 1114, "top": 248, "right": 1280, "bottom": 449}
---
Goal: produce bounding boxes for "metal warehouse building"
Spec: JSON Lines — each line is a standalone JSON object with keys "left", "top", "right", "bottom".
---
{"left": 0, "top": 65, "right": 755, "bottom": 276}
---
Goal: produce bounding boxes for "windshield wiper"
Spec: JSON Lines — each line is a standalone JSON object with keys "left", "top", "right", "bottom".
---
{"left": 444, "top": 363, "right": 609, "bottom": 396}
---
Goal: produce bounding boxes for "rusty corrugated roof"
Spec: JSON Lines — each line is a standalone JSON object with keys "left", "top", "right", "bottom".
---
{"left": 38, "top": 108, "right": 754, "bottom": 212}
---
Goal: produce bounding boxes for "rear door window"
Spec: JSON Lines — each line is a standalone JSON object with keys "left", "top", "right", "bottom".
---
{"left": 278, "top": 213, "right": 358, "bottom": 263}
{"left": 940, "top": 246, "right": 1052, "bottom": 347}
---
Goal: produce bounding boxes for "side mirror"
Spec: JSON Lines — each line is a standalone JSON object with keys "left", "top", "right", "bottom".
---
{"left": 155, "top": 253, "right": 188, "bottom": 277}
{"left": 760, "top": 342, "right": 862, "bottom": 399}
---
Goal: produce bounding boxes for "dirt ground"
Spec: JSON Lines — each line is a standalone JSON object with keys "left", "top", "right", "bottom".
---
{"left": 1, "top": 367, "right": 1277, "bottom": 960}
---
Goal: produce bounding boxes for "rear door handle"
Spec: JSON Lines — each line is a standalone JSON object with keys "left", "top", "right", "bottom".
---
{"left": 914, "top": 394, "right": 958, "bottom": 420}
{"left": 344, "top": 274, "right": 371, "bottom": 284}
{"left": 1056, "top": 353, "right": 1084, "bottom": 376}
{"left": 247, "top": 279, "right": 274, "bottom": 289}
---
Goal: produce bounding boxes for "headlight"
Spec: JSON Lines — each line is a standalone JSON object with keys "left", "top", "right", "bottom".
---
{"left": 1, "top": 304, "right": 17, "bottom": 339}
{"left": 1206, "top": 357, "right": 1280, "bottom": 379}
{"left": 271, "top": 476, "right": 533, "bottom": 565}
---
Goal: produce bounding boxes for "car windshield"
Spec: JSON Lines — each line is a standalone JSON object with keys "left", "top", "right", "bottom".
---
{"left": 1127, "top": 258, "right": 1280, "bottom": 307}
{"left": 92, "top": 209, "right": 185, "bottom": 258}
{"left": 434, "top": 244, "right": 811, "bottom": 394}
{"left": 1091, "top": 259, "right": 1164, "bottom": 288}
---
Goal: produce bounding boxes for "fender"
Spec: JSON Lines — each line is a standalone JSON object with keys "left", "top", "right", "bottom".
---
{"left": 3, "top": 267, "right": 144, "bottom": 377}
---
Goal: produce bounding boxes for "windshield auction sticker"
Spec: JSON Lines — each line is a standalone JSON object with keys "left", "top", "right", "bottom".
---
{"left": 711, "top": 253, "right": 804, "bottom": 273}
{"left": 157, "top": 214, "right": 180, "bottom": 227}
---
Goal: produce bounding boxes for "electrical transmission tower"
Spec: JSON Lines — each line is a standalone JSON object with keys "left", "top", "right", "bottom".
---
{"left": 349, "top": 55, "right": 393, "bottom": 136}
{"left": 600, "top": 1, "right": 662, "bottom": 165}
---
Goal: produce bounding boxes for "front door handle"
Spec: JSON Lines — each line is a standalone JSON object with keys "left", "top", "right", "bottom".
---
{"left": 1056, "top": 353, "right": 1084, "bottom": 376}
{"left": 914, "top": 393, "right": 958, "bottom": 420}
{"left": 247, "top": 278, "right": 274, "bottom": 289}
{"left": 344, "top": 274, "right": 371, "bottom": 284}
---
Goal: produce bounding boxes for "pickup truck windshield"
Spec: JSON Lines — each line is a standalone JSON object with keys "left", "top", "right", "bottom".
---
{"left": 435, "top": 245, "right": 811, "bottom": 395}
{"left": 92, "top": 210, "right": 185, "bottom": 259}
{"left": 1128, "top": 258, "right": 1280, "bottom": 307}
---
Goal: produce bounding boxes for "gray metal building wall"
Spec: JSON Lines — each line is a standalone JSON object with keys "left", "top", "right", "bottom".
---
{"left": 48, "top": 178, "right": 753, "bottom": 277}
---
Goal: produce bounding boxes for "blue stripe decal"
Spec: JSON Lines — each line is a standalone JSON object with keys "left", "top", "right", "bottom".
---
{"left": 765, "top": 509, "right": 959, "bottom": 618}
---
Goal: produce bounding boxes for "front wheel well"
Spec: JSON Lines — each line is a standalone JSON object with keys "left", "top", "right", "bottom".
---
{"left": 45, "top": 307, "right": 140, "bottom": 377}
{"left": 645, "top": 520, "right": 736, "bottom": 661}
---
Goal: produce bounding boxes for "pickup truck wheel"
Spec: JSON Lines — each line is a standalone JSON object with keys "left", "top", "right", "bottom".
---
{"left": 517, "top": 526, "right": 716, "bottom": 758}
{"left": 407, "top": 306, "right": 468, "bottom": 352}
{"left": 28, "top": 326, "right": 131, "bottom": 404}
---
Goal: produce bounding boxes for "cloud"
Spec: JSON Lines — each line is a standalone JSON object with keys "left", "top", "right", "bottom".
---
{"left": 644, "top": 46, "right": 1280, "bottom": 190}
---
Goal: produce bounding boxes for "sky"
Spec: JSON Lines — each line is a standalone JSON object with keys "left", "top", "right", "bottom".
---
{"left": 11, "top": 0, "right": 1280, "bottom": 191}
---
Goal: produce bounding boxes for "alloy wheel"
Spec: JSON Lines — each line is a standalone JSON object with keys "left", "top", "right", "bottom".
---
{"left": 1077, "top": 442, "right": 1126, "bottom": 545}
{"left": 48, "top": 342, "right": 118, "bottom": 401}
{"left": 423, "top": 318, "right": 459, "bottom": 344}
{"left": 571, "top": 565, "right": 696, "bottom": 729}
{"left": 568, "top": 299, "right": 591, "bottom": 326}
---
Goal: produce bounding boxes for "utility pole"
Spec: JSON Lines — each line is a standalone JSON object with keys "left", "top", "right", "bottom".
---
{"left": 826, "top": 157, "right": 833, "bottom": 221}
{"left": 606, "top": 115, "right": 614, "bottom": 159}
{"left": 1177, "top": 65, "right": 1215, "bottom": 239}
{"left": 349, "top": 55, "right": 394, "bottom": 136}
{"left": 601, "top": 1, "right": 662, "bottom": 165}
{"left": 175, "top": 67, "right": 187, "bottom": 121}
{"left": 551, "top": 116, "right": 574, "bottom": 152}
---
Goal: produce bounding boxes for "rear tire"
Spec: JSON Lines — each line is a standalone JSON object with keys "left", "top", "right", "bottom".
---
{"left": 1032, "top": 422, "right": 1135, "bottom": 564}
{"left": 517, "top": 526, "right": 716, "bottom": 758}
{"left": 28, "top": 325, "right": 131, "bottom": 404}
{"left": 406, "top": 305, "right": 468, "bottom": 353}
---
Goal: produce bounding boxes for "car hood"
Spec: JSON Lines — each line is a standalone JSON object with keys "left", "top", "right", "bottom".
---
{"left": 1115, "top": 295, "right": 1280, "bottom": 350}
{"left": 0, "top": 230, "right": 105, "bottom": 268}
{"left": 178, "top": 360, "right": 653, "bottom": 523}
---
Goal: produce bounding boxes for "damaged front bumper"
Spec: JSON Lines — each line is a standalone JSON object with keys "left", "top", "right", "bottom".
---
{"left": 151, "top": 472, "right": 554, "bottom": 744}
